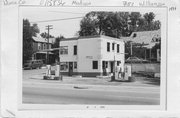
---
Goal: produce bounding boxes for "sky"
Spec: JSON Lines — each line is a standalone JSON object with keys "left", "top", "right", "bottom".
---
{"left": 21, "top": 6, "right": 162, "bottom": 38}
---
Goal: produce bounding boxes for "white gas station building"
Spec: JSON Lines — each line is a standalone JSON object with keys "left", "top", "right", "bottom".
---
{"left": 59, "top": 35, "right": 125, "bottom": 77}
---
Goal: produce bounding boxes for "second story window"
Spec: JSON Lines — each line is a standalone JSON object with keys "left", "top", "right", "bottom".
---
{"left": 74, "top": 45, "right": 77, "bottom": 55}
{"left": 38, "top": 43, "right": 41, "bottom": 50}
{"left": 117, "top": 44, "right": 120, "bottom": 53}
{"left": 107, "top": 42, "right": 110, "bottom": 52}
{"left": 43, "top": 44, "right": 46, "bottom": 50}
{"left": 112, "top": 43, "right": 115, "bottom": 51}
{"left": 60, "top": 46, "right": 68, "bottom": 55}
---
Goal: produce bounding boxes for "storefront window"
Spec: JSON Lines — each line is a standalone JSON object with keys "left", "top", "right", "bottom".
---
{"left": 92, "top": 61, "right": 98, "bottom": 69}
{"left": 74, "top": 62, "right": 77, "bottom": 69}
{"left": 60, "top": 62, "right": 68, "bottom": 71}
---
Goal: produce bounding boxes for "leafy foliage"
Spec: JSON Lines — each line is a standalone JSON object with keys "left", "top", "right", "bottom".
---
{"left": 79, "top": 16, "right": 98, "bottom": 36}
{"left": 23, "top": 19, "right": 39, "bottom": 64}
{"left": 40, "top": 32, "right": 54, "bottom": 38}
{"left": 79, "top": 11, "right": 160, "bottom": 37}
{"left": 52, "top": 35, "right": 65, "bottom": 62}
{"left": 52, "top": 35, "right": 64, "bottom": 48}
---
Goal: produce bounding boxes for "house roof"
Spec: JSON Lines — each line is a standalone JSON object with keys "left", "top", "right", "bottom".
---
{"left": 122, "top": 30, "right": 161, "bottom": 44}
{"left": 61, "top": 37, "right": 78, "bottom": 41}
{"left": 143, "top": 43, "right": 156, "bottom": 49}
{"left": 32, "top": 36, "right": 55, "bottom": 44}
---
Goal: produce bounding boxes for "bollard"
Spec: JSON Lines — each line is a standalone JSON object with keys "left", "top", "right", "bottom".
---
{"left": 124, "top": 65, "right": 133, "bottom": 81}
{"left": 55, "top": 65, "right": 60, "bottom": 77}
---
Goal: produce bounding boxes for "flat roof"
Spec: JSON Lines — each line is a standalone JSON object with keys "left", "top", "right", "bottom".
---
{"left": 61, "top": 35, "right": 124, "bottom": 42}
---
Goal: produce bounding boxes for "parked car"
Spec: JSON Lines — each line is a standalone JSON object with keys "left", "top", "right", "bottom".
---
{"left": 23, "top": 60, "right": 43, "bottom": 69}
{"left": 125, "top": 57, "right": 149, "bottom": 63}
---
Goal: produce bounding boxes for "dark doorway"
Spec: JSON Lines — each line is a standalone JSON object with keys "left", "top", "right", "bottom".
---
{"left": 69, "top": 62, "right": 73, "bottom": 76}
{"left": 110, "top": 62, "right": 114, "bottom": 73}
{"left": 102, "top": 61, "right": 107, "bottom": 76}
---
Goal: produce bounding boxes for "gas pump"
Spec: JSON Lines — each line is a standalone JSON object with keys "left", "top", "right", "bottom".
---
{"left": 43, "top": 65, "right": 62, "bottom": 80}
{"left": 124, "top": 65, "right": 132, "bottom": 81}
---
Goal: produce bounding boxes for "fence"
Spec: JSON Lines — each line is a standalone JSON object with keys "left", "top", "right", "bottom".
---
{"left": 125, "top": 63, "right": 160, "bottom": 73}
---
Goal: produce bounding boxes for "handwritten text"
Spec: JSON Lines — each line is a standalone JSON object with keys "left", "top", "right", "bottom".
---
{"left": 122, "top": 1, "right": 134, "bottom": 7}
{"left": 72, "top": 0, "right": 91, "bottom": 6}
{"left": 139, "top": 0, "right": 165, "bottom": 7}
{"left": 40, "top": 0, "right": 66, "bottom": 6}
{"left": 3, "top": 0, "right": 26, "bottom": 5}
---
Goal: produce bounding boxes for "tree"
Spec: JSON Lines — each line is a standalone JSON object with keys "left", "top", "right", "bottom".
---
{"left": 23, "top": 19, "right": 39, "bottom": 64}
{"left": 79, "top": 11, "right": 160, "bottom": 37}
{"left": 143, "top": 12, "right": 155, "bottom": 24}
{"left": 40, "top": 32, "right": 54, "bottom": 38}
{"left": 52, "top": 35, "right": 65, "bottom": 62}
{"left": 52, "top": 35, "right": 64, "bottom": 48}
{"left": 79, "top": 16, "right": 98, "bottom": 36}
{"left": 79, "top": 11, "right": 130, "bottom": 37}
{"left": 143, "top": 12, "right": 157, "bottom": 31}
{"left": 129, "top": 12, "right": 141, "bottom": 32}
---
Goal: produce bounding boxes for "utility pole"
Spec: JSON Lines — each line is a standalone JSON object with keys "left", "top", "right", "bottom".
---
{"left": 45, "top": 25, "right": 53, "bottom": 65}
{"left": 130, "top": 42, "right": 133, "bottom": 73}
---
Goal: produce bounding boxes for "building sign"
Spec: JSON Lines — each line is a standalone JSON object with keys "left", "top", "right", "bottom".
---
{"left": 86, "top": 56, "right": 93, "bottom": 59}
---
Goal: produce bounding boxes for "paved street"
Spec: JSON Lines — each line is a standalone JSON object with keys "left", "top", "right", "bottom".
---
{"left": 23, "top": 68, "right": 160, "bottom": 105}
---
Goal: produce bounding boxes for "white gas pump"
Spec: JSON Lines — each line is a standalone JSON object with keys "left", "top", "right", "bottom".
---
{"left": 46, "top": 65, "right": 51, "bottom": 76}
{"left": 124, "top": 65, "right": 132, "bottom": 81}
{"left": 55, "top": 65, "right": 60, "bottom": 77}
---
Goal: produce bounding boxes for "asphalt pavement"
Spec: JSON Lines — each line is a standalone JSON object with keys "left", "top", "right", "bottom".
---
{"left": 23, "top": 68, "right": 160, "bottom": 105}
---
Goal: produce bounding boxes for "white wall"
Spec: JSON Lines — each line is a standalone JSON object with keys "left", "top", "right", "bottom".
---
{"left": 100, "top": 36, "right": 125, "bottom": 72}
{"left": 59, "top": 36, "right": 125, "bottom": 73}
{"left": 59, "top": 40, "right": 78, "bottom": 62}
{"left": 59, "top": 40, "right": 78, "bottom": 72}
{"left": 78, "top": 38, "right": 102, "bottom": 73}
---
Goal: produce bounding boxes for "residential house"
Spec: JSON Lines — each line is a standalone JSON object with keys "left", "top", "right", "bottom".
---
{"left": 122, "top": 30, "right": 161, "bottom": 61}
{"left": 32, "top": 36, "right": 55, "bottom": 64}
{"left": 59, "top": 35, "right": 125, "bottom": 77}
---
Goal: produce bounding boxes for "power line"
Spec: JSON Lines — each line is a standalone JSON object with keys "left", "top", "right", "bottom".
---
{"left": 30, "top": 17, "right": 84, "bottom": 23}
